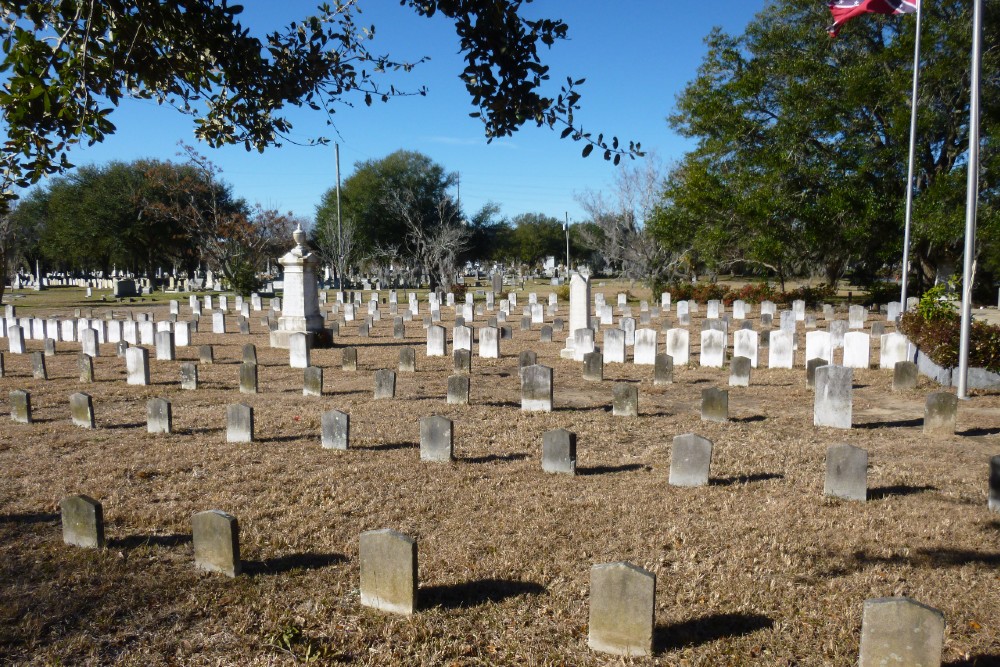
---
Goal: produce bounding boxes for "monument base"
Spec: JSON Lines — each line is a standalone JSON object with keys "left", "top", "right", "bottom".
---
{"left": 270, "top": 328, "right": 334, "bottom": 349}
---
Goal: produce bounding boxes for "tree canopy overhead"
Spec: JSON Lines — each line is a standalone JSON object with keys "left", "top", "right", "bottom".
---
{"left": 0, "top": 0, "right": 640, "bottom": 203}
{"left": 654, "top": 0, "right": 1000, "bottom": 292}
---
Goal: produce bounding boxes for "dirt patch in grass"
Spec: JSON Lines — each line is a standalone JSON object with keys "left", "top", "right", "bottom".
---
{"left": 1, "top": 295, "right": 999, "bottom": 665}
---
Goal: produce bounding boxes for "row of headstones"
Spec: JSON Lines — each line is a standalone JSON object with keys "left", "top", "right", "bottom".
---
{"left": 54, "top": 493, "right": 946, "bottom": 662}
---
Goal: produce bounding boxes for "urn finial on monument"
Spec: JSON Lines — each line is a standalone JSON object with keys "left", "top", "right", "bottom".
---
{"left": 271, "top": 224, "right": 327, "bottom": 348}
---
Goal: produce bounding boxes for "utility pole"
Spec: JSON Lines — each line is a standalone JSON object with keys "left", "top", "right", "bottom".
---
{"left": 335, "top": 143, "right": 343, "bottom": 291}
{"left": 564, "top": 212, "right": 571, "bottom": 275}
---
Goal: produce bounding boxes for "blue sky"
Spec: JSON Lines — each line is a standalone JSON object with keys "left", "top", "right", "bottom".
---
{"left": 46, "top": 1, "right": 770, "bottom": 226}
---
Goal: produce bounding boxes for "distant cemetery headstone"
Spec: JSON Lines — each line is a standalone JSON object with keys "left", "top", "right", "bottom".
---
{"left": 825, "top": 443, "right": 867, "bottom": 502}
{"left": 542, "top": 428, "right": 576, "bottom": 475}
{"left": 892, "top": 360, "right": 918, "bottom": 391}
{"left": 669, "top": 433, "right": 713, "bottom": 487}
{"left": 420, "top": 415, "right": 454, "bottom": 462}
{"left": 239, "top": 361, "right": 258, "bottom": 394}
{"left": 858, "top": 597, "right": 944, "bottom": 667}
{"left": 588, "top": 562, "right": 655, "bottom": 657}
{"left": 701, "top": 387, "right": 729, "bottom": 423}
{"left": 342, "top": 347, "right": 358, "bottom": 371}
{"left": 447, "top": 374, "right": 470, "bottom": 405}
{"left": 126, "top": 346, "right": 150, "bottom": 385}
{"left": 373, "top": 368, "right": 396, "bottom": 399}
{"left": 321, "top": 409, "right": 350, "bottom": 450}
{"left": 521, "top": 365, "right": 553, "bottom": 412}
{"left": 192, "top": 510, "right": 241, "bottom": 577}
{"left": 360, "top": 529, "right": 418, "bottom": 615}
{"left": 654, "top": 353, "right": 674, "bottom": 385}
{"left": 612, "top": 383, "right": 638, "bottom": 417}
{"left": 60, "top": 494, "right": 104, "bottom": 549}
{"left": 303, "top": 366, "right": 323, "bottom": 397}
{"left": 923, "top": 392, "right": 958, "bottom": 435}
{"left": 226, "top": 403, "right": 254, "bottom": 443}
{"left": 180, "top": 362, "right": 198, "bottom": 390}
{"left": 729, "top": 356, "right": 751, "bottom": 387}
{"left": 69, "top": 392, "right": 95, "bottom": 429}
{"left": 146, "top": 398, "right": 172, "bottom": 434}
{"left": 806, "top": 357, "right": 825, "bottom": 389}
{"left": 814, "top": 365, "right": 852, "bottom": 429}
{"left": 583, "top": 351, "right": 604, "bottom": 382}
{"left": 10, "top": 389, "right": 32, "bottom": 423}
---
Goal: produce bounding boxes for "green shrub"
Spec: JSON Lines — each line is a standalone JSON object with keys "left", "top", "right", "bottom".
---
{"left": 728, "top": 281, "right": 775, "bottom": 305}
{"left": 450, "top": 283, "right": 467, "bottom": 300}
{"left": 916, "top": 282, "right": 957, "bottom": 322}
{"left": 226, "top": 262, "right": 261, "bottom": 296}
{"left": 863, "top": 281, "right": 899, "bottom": 307}
{"left": 899, "top": 310, "right": 1000, "bottom": 373}
{"left": 554, "top": 284, "right": 570, "bottom": 302}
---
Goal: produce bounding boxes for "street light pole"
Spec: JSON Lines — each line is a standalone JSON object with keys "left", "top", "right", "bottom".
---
{"left": 564, "top": 212, "right": 570, "bottom": 275}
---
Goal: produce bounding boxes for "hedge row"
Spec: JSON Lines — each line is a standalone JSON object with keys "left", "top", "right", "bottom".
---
{"left": 899, "top": 311, "right": 1000, "bottom": 374}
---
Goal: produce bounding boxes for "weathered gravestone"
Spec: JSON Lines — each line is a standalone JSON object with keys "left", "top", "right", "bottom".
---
{"left": 768, "top": 330, "right": 794, "bottom": 369}
{"left": 923, "top": 392, "right": 958, "bottom": 435}
{"left": 540, "top": 325, "right": 553, "bottom": 343}
{"left": 806, "top": 357, "right": 826, "bottom": 389}
{"left": 892, "top": 360, "right": 918, "bottom": 391}
{"left": 155, "top": 331, "right": 175, "bottom": 361}
{"left": 180, "top": 362, "right": 198, "bottom": 390}
{"left": 342, "top": 347, "right": 358, "bottom": 371}
{"left": 518, "top": 350, "right": 537, "bottom": 370}
{"left": 814, "top": 365, "right": 853, "bottom": 429}
{"left": 612, "top": 383, "right": 638, "bottom": 417}
{"left": 199, "top": 344, "right": 214, "bottom": 364}
{"left": 10, "top": 389, "right": 31, "bottom": 423}
{"left": 398, "top": 347, "right": 416, "bottom": 373}
{"left": 805, "top": 330, "right": 833, "bottom": 366}
{"left": 669, "top": 433, "right": 713, "bottom": 487}
{"left": 289, "top": 332, "right": 310, "bottom": 369}
{"left": 44, "top": 337, "right": 55, "bottom": 357}
{"left": 583, "top": 351, "right": 604, "bottom": 382}
{"left": 60, "top": 495, "right": 104, "bottom": 549}
{"left": 239, "top": 361, "right": 258, "bottom": 394}
{"left": 447, "top": 375, "right": 470, "bottom": 405}
{"left": 374, "top": 369, "right": 396, "bottom": 399}
{"left": 700, "top": 329, "right": 725, "bottom": 368}
{"left": 426, "top": 325, "right": 447, "bottom": 357}
{"left": 603, "top": 328, "right": 625, "bottom": 363}
{"left": 420, "top": 415, "right": 454, "bottom": 462}
{"left": 880, "top": 332, "right": 909, "bottom": 369}
{"left": 542, "top": 428, "right": 576, "bottom": 475}
{"left": 521, "top": 365, "right": 553, "bottom": 412}
{"left": 665, "top": 328, "right": 690, "bottom": 366}
{"left": 69, "top": 392, "right": 95, "bottom": 428}
{"left": 146, "top": 398, "right": 172, "bottom": 434}
{"left": 701, "top": 387, "right": 729, "bottom": 423}
{"left": 303, "top": 366, "right": 323, "bottom": 397}
{"left": 842, "top": 331, "right": 871, "bottom": 369}
{"left": 633, "top": 328, "right": 657, "bottom": 365}
{"left": 733, "top": 329, "right": 759, "bottom": 368}
{"left": 453, "top": 349, "right": 472, "bottom": 374}
{"left": 321, "top": 409, "right": 350, "bottom": 450}
{"left": 825, "top": 443, "right": 867, "bottom": 501}
{"left": 858, "top": 597, "right": 944, "bottom": 667}
{"left": 654, "top": 353, "right": 673, "bottom": 385}
{"left": 588, "top": 562, "right": 655, "bottom": 657}
{"left": 226, "top": 403, "right": 254, "bottom": 443}
{"left": 192, "top": 510, "right": 241, "bottom": 577}
{"left": 31, "top": 351, "right": 47, "bottom": 380}
{"left": 729, "top": 356, "right": 751, "bottom": 387}
{"left": 360, "top": 529, "right": 418, "bottom": 615}
{"left": 126, "top": 346, "right": 150, "bottom": 385}
{"left": 78, "top": 353, "right": 94, "bottom": 383}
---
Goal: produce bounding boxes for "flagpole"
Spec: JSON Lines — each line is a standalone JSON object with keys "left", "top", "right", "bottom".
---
{"left": 957, "top": 0, "right": 983, "bottom": 399}
{"left": 899, "top": 0, "right": 923, "bottom": 310}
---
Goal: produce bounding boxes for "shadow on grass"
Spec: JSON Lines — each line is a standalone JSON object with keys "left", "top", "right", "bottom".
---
{"left": 420, "top": 578, "right": 545, "bottom": 610}
{"left": 108, "top": 533, "right": 191, "bottom": 549}
{"left": 944, "top": 655, "right": 1000, "bottom": 666}
{"left": 578, "top": 463, "right": 645, "bottom": 476}
{"left": 180, "top": 427, "right": 224, "bottom": 436}
{"left": 556, "top": 405, "right": 612, "bottom": 413}
{"left": 257, "top": 435, "right": 306, "bottom": 444}
{"left": 354, "top": 441, "right": 417, "bottom": 452}
{"left": 0, "top": 512, "right": 59, "bottom": 525}
{"left": 711, "top": 472, "right": 783, "bottom": 487}
{"left": 822, "top": 547, "right": 1000, "bottom": 578}
{"left": 655, "top": 613, "right": 773, "bottom": 653}
{"left": 960, "top": 426, "right": 1000, "bottom": 437}
{"left": 244, "top": 552, "right": 346, "bottom": 576}
{"left": 462, "top": 452, "right": 528, "bottom": 465}
{"left": 103, "top": 422, "right": 146, "bottom": 430}
{"left": 731, "top": 415, "right": 766, "bottom": 423}
{"left": 854, "top": 418, "right": 923, "bottom": 430}
{"left": 868, "top": 484, "right": 936, "bottom": 500}
{"left": 479, "top": 400, "right": 521, "bottom": 409}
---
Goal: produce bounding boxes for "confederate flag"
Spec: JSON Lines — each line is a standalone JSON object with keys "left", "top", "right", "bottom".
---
{"left": 828, "top": 0, "right": 918, "bottom": 36}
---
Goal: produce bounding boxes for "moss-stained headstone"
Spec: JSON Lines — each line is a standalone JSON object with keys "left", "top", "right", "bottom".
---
{"left": 825, "top": 443, "right": 867, "bottom": 502}
{"left": 226, "top": 403, "right": 254, "bottom": 443}
{"left": 923, "top": 392, "right": 958, "bottom": 436}
{"left": 542, "top": 428, "right": 576, "bottom": 475}
{"left": 60, "top": 494, "right": 104, "bottom": 549}
{"left": 360, "top": 529, "right": 418, "bottom": 615}
{"left": 588, "top": 561, "right": 655, "bottom": 657}
{"left": 420, "top": 415, "right": 454, "bottom": 463}
{"left": 69, "top": 392, "right": 95, "bottom": 429}
{"left": 669, "top": 433, "right": 713, "bottom": 488}
{"left": 192, "top": 510, "right": 241, "bottom": 577}
{"left": 858, "top": 597, "right": 943, "bottom": 667}
{"left": 321, "top": 409, "right": 349, "bottom": 450}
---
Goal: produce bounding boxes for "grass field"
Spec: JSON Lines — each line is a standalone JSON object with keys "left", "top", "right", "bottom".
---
{"left": 1, "top": 286, "right": 998, "bottom": 665}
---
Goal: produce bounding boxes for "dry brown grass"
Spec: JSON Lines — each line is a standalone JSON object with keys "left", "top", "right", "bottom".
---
{"left": 1, "top": 292, "right": 999, "bottom": 666}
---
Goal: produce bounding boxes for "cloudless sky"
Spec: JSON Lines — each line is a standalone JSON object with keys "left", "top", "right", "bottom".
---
{"left": 46, "top": 1, "right": 771, "bottom": 227}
